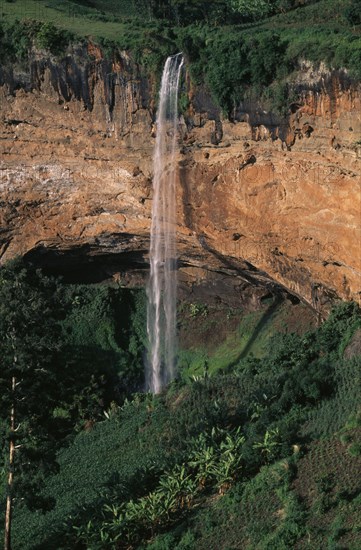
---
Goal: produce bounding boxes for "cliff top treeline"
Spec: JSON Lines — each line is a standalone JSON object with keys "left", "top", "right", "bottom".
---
{"left": 1, "top": 0, "right": 361, "bottom": 114}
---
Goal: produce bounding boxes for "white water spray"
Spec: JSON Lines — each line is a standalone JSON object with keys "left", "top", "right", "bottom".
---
{"left": 146, "top": 53, "right": 184, "bottom": 394}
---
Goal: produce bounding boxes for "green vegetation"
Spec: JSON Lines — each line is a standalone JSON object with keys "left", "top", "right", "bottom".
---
{"left": 177, "top": 296, "right": 315, "bottom": 378}
{"left": 0, "top": 258, "right": 147, "bottom": 548}
{"left": 344, "top": 0, "right": 361, "bottom": 25}
{"left": 0, "top": 3, "right": 360, "bottom": 544}
{"left": 0, "top": 1, "right": 360, "bottom": 114}
{"left": 0, "top": 260, "right": 359, "bottom": 548}
{"left": 0, "top": 19, "right": 75, "bottom": 63}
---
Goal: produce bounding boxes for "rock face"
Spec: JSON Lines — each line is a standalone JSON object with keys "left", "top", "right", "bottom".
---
{"left": 0, "top": 48, "right": 360, "bottom": 313}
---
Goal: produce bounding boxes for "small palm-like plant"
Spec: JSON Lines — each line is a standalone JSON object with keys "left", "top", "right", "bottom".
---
{"left": 157, "top": 464, "right": 197, "bottom": 510}
{"left": 102, "top": 502, "right": 127, "bottom": 541}
{"left": 211, "top": 428, "right": 245, "bottom": 493}
{"left": 219, "top": 427, "right": 245, "bottom": 455}
{"left": 126, "top": 497, "right": 148, "bottom": 524}
{"left": 209, "top": 452, "right": 241, "bottom": 494}
{"left": 189, "top": 433, "right": 218, "bottom": 487}
{"left": 72, "top": 520, "right": 104, "bottom": 548}
{"left": 157, "top": 487, "right": 179, "bottom": 519}
{"left": 253, "top": 428, "right": 281, "bottom": 463}
{"left": 141, "top": 492, "right": 165, "bottom": 526}
{"left": 189, "top": 427, "right": 245, "bottom": 493}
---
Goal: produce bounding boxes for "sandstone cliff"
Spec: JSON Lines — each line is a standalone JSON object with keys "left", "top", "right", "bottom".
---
{"left": 0, "top": 47, "right": 360, "bottom": 313}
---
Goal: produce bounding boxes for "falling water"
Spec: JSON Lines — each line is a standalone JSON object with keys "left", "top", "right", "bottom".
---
{"left": 146, "top": 53, "right": 184, "bottom": 394}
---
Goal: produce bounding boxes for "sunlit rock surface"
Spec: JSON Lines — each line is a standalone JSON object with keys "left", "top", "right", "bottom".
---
{"left": 0, "top": 49, "right": 360, "bottom": 313}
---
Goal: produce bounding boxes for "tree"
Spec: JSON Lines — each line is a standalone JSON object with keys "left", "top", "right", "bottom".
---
{"left": 0, "top": 259, "right": 65, "bottom": 550}
{"left": 344, "top": 0, "right": 361, "bottom": 25}
{"left": 230, "top": 0, "right": 271, "bottom": 20}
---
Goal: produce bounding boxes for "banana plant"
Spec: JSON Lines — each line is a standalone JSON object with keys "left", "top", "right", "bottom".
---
{"left": 157, "top": 464, "right": 197, "bottom": 510}
{"left": 72, "top": 520, "right": 102, "bottom": 548}
{"left": 135, "top": 491, "right": 174, "bottom": 536}
{"left": 253, "top": 427, "right": 281, "bottom": 463}
{"left": 219, "top": 427, "right": 245, "bottom": 455}
{"left": 141, "top": 491, "right": 165, "bottom": 526}
{"left": 210, "top": 450, "right": 243, "bottom": 494}
{"left": 125, "top": 497, "right": 147, "bottom": 524}
{"left": 157, "top": 487, "right": 179, "bottom": 519}
{"left": 189, "top": 434, "right": 218, "bottom": 488}
{"left": 102, "top": 502, "right": 127, "bottom": 542}
{"left": 211, "top": 428, "right": 245, "bottom": 493}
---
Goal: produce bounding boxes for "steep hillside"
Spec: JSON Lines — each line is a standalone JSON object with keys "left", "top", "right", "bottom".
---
{"left": 5, "top": 301, "right": 360, "bottom": 549}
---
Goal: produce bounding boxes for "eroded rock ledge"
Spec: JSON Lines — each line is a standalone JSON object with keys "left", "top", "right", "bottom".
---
{"left": 0, "top": 48, "right": 360, "bottom": 314}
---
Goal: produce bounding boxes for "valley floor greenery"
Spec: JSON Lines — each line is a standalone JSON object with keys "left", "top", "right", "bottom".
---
{"left": 0, "top": 259, "right": 360, "bottom": 548}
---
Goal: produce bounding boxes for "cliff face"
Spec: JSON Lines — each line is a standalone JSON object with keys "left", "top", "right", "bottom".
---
{"left": 0, "top": 49, "right": 360, "bottom": 312}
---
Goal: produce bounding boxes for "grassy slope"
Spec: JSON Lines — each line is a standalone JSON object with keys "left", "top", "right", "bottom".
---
{"left": 0, "top": 1, "right": 354, "bottom": 34}
{"left": 177, "top": 297, "right": 316, "bottom": 379}
{"left": 1, "top": 1, "right": 360, "bottom": 67}
{"left": 0, "top": 0, "right": 130, "bottom": 40}
{"left": 1, "top": 0, "right": 360, "bottom": 117}
{"left": 7, "top": 303, "right": 360, "bottom": 549}
{"left": 148, "top": 434, "right": 361, "bottom": 550}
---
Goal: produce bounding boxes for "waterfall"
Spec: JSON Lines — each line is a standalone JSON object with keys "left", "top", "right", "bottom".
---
{"left": 146, "top": 53, "right": 184, "bottom": 394}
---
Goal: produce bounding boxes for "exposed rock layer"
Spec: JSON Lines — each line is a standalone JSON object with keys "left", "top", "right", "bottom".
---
{"left": 0, "top": 50, "right": 360, "bottom": 313}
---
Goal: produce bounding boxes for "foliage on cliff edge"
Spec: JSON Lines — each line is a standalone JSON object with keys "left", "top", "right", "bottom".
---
{"left": 0, "top": 0, "right": 360, "bottom": 115}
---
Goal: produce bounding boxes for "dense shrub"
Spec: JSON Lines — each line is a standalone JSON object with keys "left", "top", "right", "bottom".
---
{"left": 35, "top": 22, "right": 74, "bottom": 55}
{"left": 0, "top": 19, "right": 74, "bottom": 64}
{"left": 0, "top": 20, "right": 32, "bottom": 63}
{"left": 344, "top": 0, "right": 361, "bottom": 25}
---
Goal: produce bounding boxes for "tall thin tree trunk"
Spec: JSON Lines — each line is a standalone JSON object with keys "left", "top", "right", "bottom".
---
{"left": 4, "top": 376, "right": 15, "bottom": 550}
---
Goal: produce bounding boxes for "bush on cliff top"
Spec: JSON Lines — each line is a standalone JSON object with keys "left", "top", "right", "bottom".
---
{"left": 0, "top": 19, "right": 74, "bottom": 62}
